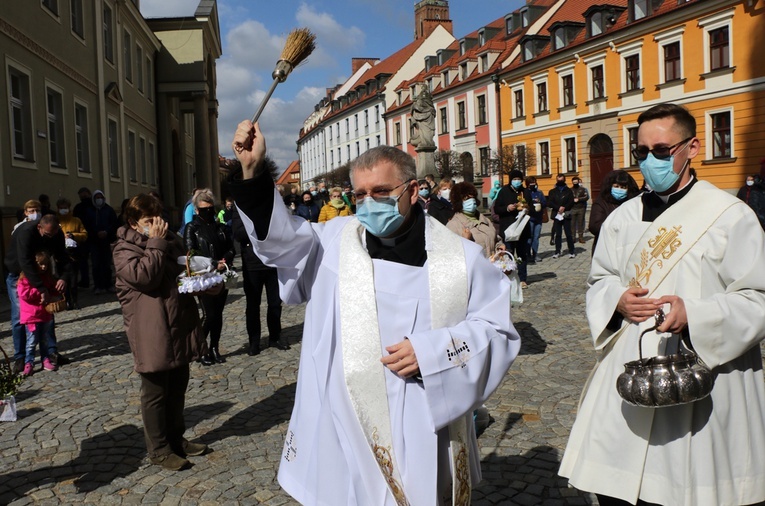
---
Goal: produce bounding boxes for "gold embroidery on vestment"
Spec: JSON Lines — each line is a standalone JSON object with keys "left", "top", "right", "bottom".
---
{"left": 630, "top": 225, "right": 683, "bottom": 288}
{"left": 454, "top": 445, "right": 471, "bottom": 505}
{"left": 371, "top": 430, "right": 409, "bottom": 506}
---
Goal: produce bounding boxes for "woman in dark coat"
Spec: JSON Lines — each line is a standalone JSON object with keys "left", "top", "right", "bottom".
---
{"left": 184, "top": 189, "right": 235, "bottom": 365}
{"left": 588, "top": 169, "right": 641, "bottom": 252}
{"left": 296, "top": 190, "right": 320, "bottom": 222}
{"left": 113, "top": 194, "right": 208, "bottom": 471}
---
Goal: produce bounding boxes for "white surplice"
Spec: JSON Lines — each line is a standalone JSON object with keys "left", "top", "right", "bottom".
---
{"left": 560, "top": 181, "right": 765, "bottom": 506}
{"left": 237, "top": 191, "right": 521, "bottom": 506}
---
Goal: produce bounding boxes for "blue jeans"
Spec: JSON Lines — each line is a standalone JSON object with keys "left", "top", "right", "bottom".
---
{"left": 25, "top": 319, "right": 55, "bottom": 363}
{"left": 528, "top": 221, "right": 542, "bottom": 257}
{"left": 6, "top": 273, "right": 26, "bottom": 361}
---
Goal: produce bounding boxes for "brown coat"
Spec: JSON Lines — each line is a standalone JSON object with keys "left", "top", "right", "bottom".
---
{"left": 112, "top": 226, "right": 205, "bottom": 373}
{"left": 446, "top": 211, "right": 499, "bottom": 258}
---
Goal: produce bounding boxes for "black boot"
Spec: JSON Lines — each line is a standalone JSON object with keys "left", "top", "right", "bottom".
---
{"left": 269, "top": 336, "right": 290, "bottom": 351}
{"left": 247, "top": 338, "right": 261, "bottom": 356}
{"left": 198, "top": 354, "right": 214, "bottom": 366}
{"left": 210, "top": 347, "right": 225, "bottom": 363}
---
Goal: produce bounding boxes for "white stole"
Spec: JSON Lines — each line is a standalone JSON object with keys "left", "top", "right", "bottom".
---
{"left": 338, "top": 217, "right": 471, "bottom": 505}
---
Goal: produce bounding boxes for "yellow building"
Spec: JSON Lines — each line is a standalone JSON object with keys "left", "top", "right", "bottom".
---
{"left": 497, "top": 0, "right": 765, "bottom": 199}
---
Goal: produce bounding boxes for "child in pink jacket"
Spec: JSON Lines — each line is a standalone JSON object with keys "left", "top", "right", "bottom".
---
{"left": 17, "top": 251, "right": 60, "bottom": 376}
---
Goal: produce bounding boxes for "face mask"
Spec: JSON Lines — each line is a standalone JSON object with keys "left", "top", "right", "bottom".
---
{"left": 573, "top": 183, "right": 580, "bottom": 188}
{"left": 27, "top": 212, "right": 40, "bottom": 221}
{"left": 747, "top": 181, "right": 754, "bottom": 187}
{"left": 356, "top": 193, "right": 407, "bottom": 237}
{"left": 462, "top": 198, "right": 477, "bottom": 214}
{"left": 198, "top": 207, "right": 216, "bottom": 222}
{"left": 440, "top": 189, "right": 451, "bottom": 201}
{"left": 330, "top": 198, "right": 344, "bottom": 208}
{"left": 311, "top": 190, "right": 318, "bottom": 196}
{"left": 94, "top": 198, "right": 105, "bottom": 207}
{"left": 511, "top": 180, "right": 523, "bottom": 189}
{"left": 639, "top": 153, "right": 687, "bottom": 194}
{"left": 529, "top": 184, "right": 537, "bottom": 191}
{"left": 611, "top": 188, "right": 628, "bottom": 201}
{"left": 494, "top": 182, "right": 501, "bottom": 188}
{"left": 141, "top": 226, "right": 151, "bottom": 237}
{"left": 59, "top": 208, "right": 69, "bottom": 215}
{"left": 419, "top": 189, "right": 430, "bottom": 198}
{"left": 556, "top": 181, "right": 565, "bottom": 187}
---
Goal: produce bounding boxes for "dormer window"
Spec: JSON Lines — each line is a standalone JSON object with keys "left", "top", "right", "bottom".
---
{"left": 550, "top": 22, "right": 585, "bottom": 51}
{"left": 505, "top": 15, "right": 513, "bottom": 34}
{"left": 480, "top": 54, "right": 489, "bottom": 73}
{"left": 521, "top": 35, "right": 550, "bottom": 62}
{"left": 478, "top": 29, "right": 486, "bottom": 46}
{"left": 460, "top": 63, "right": 468, "bottom": 80}
{"left": 460, "top": 40, "right": 466, "bottom": 55}
{"left": 590, "top": 11, "right": 604, "bottom": 36}
{"left": 437, "top": 49, "right": 444, "bottom": 65}
{"left": 521, "top": 8, "right": 530, "bottom": 27}
{"left": 629, "top": 0, "right": 662, "bottom": 22}
{"left": 443, "top": 70, "right": 450, "bottom": 87}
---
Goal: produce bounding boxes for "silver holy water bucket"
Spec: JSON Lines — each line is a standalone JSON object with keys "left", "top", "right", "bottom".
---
{"left": 616, "top": 309, "right": 715, "bottom": 408}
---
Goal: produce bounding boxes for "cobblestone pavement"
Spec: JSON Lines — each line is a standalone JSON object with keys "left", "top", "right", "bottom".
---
{"left": 0, "top": 225, "right": 607, "bottom": 505}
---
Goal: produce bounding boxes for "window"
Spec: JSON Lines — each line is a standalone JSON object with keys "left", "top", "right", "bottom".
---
{"left": 355, "top": 141, "right": 360, "bottom": 157}
{"left": 589, "top": 11, "right": 604, "bottom": 37}
{"left": 47, "top": 87, "right": 65, "bottom": 167}
{"left": 516, "top": 145, "right": 527, "bottom": 173}
{"left": 565, "top": 138, "right": 577, "bottom": 172}
{"left": 330, "top": 151, "right": 334, "bottom": 168}
{"left": 592, "top": 65, "right": 604, "bottom": 99}
{"left": 74, "top": 103, "right": 90, "bottom": 172}
{"left": 478, "top": 30, "right": 486, "bottom": 46}
{"left": 128, "top": 131, "right": 137, "bottom": 182}
{"left": 514, "top": 90, "right": 524, "bottom": 118}
{"left": 149, "top": 142, "right": 156, "bottom": 185}
{"left": 395, "top": 123, "right": 401, "bottom": 145}
{"left": 664, "top": 42, "right": 681, "bottom": 82}
{"left": 711, "top": 111, "right": 731, "bottom": 158}
{"left": 480, "top": 54, "right": 489, "bottom": 73}
{"left": 42, "top": 0, "right": 58, "bottom": 15}
{"left": 345, "top": 118, "right": 349, "bottom": 134}
{"left": 632, "top": 0, "right": 648, "bottom": 21}
{"left": 539, "top": 141, "right": 550, "bottom": 175}
{"left": 354, "top": 114, "right": 358, "bottom": 132}
{"left": 457, "top": 102, "right": 466, "bottom": 130}
{"left": 136, "top": 46, "right": 144, "bottom": 93}
{"left": 460, "top": 63, "right": 468, "bottom": 80}
{"left": 537, "top": 82, "right": 548, "bottom": 112}
{"left": 562, "top": 75, "right": 574, "bottom": 107}
{"left": 104, "top": 4, "right": 114, "bottom": 63}
{"left": 336, "top": 122, "right": 340, "bottom": 139}
{"left": 709, "top": 27, "right": 729, "bottom": 70}
{"left": 108, "top": 118, "right": 119, "bottom": 177}
{"left": 375, "top": 105, "right": 380, "bottom": 124}
{"left": 9, "top": 67, "right": 33, "bottom": 161}
{"left": 146, "top": 57, "right": 153, "bottom": 101}
{"left": 477, "top": 95, "right": 487, "bottom": 125}
{"left": 364, "top": 110, "right": 368, "bottom": 127}
{"left": 337, "top": 147, "right": 340, "bottom": 163}
{"left": 346, "top": 145, "right": 350, "bottom": 160}
{"left": 140, "top": 137, "right": 147, "bottom": 184}
{"left": 365, "top": 138, "right": 370, "bottom": 151}
{"left": 376, "top": 135, "right": 381, "bottom": 146}
{"left": 625, "top": 55, "right": 640, "bottom": 91}
{"left": 440, "top": 107, "right": 448, "bottom": 133}
{"left": 628, "top": 127, "right": 639, "bottom": 166}
{"left": 479, "top": 147, "right": 490, "bottom": 176}
{"left": 124, "top": 31, "right": 132, "bottom": 83}
{"left": 71, "top": 0, "right": 84, "bottom": 38}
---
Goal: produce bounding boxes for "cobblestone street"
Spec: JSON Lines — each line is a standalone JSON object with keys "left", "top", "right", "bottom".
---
{"left": 0, "top": 227, "right": 603, "bottom": 505}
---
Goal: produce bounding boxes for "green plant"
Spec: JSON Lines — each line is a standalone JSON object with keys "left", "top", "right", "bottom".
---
{"left": 0, "top": 344, "right": 24, "bottom": 399}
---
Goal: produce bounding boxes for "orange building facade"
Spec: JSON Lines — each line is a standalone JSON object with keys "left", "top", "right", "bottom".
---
{"left": 496, "top": 0, "right": 765, "bottom": 199}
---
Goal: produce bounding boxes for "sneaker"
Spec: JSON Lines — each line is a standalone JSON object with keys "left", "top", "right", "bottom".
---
{"left": 534, "top": 256, "right": 542, "bottom": 262}
{"left": 520, "top": 282, "right": 528, "bottom": 289}
{"left": 22, "top": 362, "right": 34, "bottom": 376}
{"left": 569, "top": 253, "right": 576, "bottom": 259}
{"left": 150, "top": 453, "right": 190, "bottom": 471}
{"left": 552, "top": 253, "right": 560, "bottom": 259}
{"left": 43, "top": 357, "right": 57, "bottom": 371}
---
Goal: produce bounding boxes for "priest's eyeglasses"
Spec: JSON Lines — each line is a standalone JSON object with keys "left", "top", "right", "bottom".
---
{"left": 631, "top": 137, "right": 692, "bottom": 162}
{"left": 354, "top": 179, "right": 413, "bottom": 206}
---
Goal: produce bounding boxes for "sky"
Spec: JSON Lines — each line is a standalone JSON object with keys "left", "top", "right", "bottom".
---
{"left": 140, "top": 0, "right": 527, "bottom": 172}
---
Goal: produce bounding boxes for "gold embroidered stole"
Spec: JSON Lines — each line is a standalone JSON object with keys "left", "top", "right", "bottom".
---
{"left": 338, "top": 217, "right": 471, "bottom": 505}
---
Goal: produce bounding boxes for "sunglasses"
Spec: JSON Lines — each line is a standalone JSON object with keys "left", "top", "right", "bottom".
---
{"left": 632, "top": 137, "right": 692, "bottom": 162}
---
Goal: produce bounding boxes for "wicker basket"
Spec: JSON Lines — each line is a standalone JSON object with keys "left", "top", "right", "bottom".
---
{"left": 45, "top": 296, "right": 67, "bottom": 314}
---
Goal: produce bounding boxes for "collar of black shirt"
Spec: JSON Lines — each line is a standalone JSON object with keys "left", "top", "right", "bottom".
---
{"left": 641, "top": 175, "right": 697, "bottom": 222}
{"left": 365, "top": 203, "right": 427, "bottom": 267}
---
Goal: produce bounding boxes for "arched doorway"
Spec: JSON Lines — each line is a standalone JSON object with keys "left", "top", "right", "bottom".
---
{"left": 589, "top": 134, "right": 614, "bottom": 200}
{"left": 460, "top": 152, "right": 474, "bottom": 182}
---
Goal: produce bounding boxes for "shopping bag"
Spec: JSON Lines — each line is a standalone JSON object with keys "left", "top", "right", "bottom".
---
{"left": 503, "top": 209, "right": 530, "bottom": 242}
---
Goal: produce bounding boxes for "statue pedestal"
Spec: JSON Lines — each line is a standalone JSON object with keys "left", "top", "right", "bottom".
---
{"left": 415, "top": 149, "right": 436, "bottom": 180}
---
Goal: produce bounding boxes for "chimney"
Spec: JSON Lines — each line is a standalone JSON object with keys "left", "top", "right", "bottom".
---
{"left": 351, "top": 57, "right": 379, "bottom": 74}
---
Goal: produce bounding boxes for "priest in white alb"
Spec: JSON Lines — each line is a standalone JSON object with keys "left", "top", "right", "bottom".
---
{"left": 229, "top": 120, "right": 521, "bottom": 505}
{"left": 559, "top": 103, "right": 765, "bottom": 506}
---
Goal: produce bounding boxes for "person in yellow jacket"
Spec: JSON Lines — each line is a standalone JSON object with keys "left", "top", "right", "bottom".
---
{"left": 56, "top": 197, "right": 87, "bottom": 309}
{"left": 318, "top": 187, "right": 353, "bottom": 222}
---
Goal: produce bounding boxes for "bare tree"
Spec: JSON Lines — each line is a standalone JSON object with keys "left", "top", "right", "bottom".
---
{"left": 323, "top": 162, "right": 351, "bottom": 188}
{"left": 434, "top": 149, "right": 473, "bottom": 181}
{"left": 491, "top": 144, "right": 536, "bottom": 178}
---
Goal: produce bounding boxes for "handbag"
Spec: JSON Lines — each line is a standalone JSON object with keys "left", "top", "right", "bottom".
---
{"left": 541, "top": 207, "right": 549, "bottom": 224}
{"left": 503, "top": 209, "right": 530, "bottom": 242}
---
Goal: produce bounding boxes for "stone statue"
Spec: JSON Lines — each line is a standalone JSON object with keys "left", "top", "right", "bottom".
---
{"left": 409, "top": 87, "right": 436, "bottom": 151}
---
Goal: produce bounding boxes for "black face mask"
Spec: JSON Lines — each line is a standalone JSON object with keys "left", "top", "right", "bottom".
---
{"left": 529, "top": 185, "right": 537, "bottom": 191}
{"left": 556, "top": 181, "right": 565, "bottom": 187}
{"left": 198, "top": 207, "right": 216, "bottom": 223}
{"left": 573, "top": 183, "right": 580, "bottom": 188}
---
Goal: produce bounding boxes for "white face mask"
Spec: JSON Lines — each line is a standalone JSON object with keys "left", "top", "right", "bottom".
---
{"left": 27, "top": 212, "right": 40, "bottom": 221}
{"left": 59, "top": 208, "right": 69, "bottom": 215}
{"left": 440, "top": 189, "right": 451, "bottom": 201}
{"left": 747, "top": 181, "right": 754, "bottom": 187}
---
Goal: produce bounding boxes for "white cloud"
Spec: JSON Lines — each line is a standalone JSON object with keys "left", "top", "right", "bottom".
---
{"left": 225, "top": 20, "right": 285, "bottom": 71}
{"left": 139, "top": 0, "right": 198, "bottom": 18}
{"left": 295, "top": 3, "right": 365, "bottom": 50}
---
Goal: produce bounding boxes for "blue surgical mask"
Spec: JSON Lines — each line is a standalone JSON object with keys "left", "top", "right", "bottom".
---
{"left": 356, "top": 193, "right": 407, "bottom": 237}
{"left": 311, "top": 190, "right": 318, "bottom": 196}
{"left": 419, "top": 189, "right": 430, "bottom": 198}
{"left": 462, "top": 198, "right": 477, "bottom": 214}
{"left": 639, "top": 153, "right": 687, "bottom": 194}
{"left": 611, "top": 188, "right": 628, "bottom": 201}
{"left": 141, "top": 226, "right": 151, "bottom": 237}
{"left": 511, "top": 180, "right": 523, "bottom": 189}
